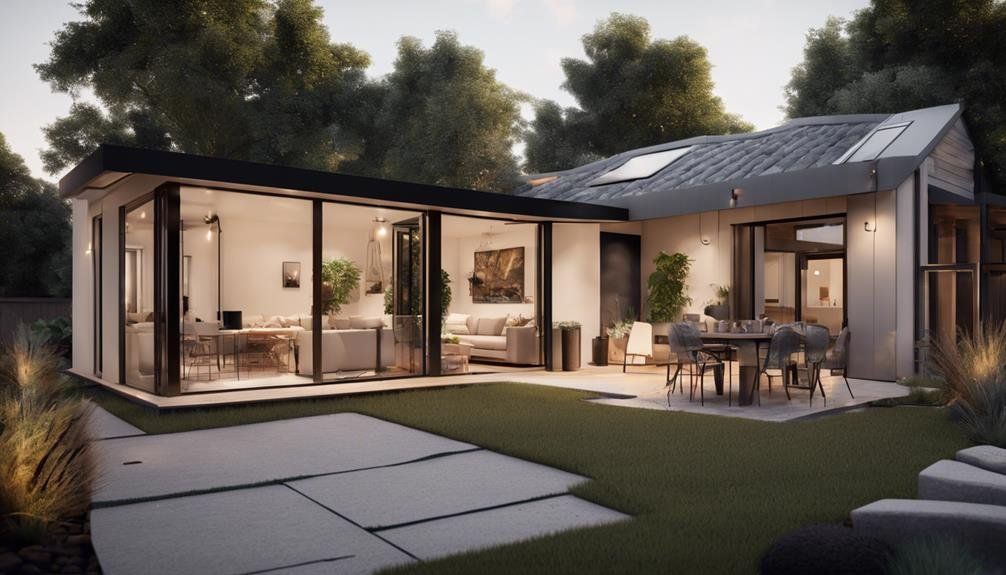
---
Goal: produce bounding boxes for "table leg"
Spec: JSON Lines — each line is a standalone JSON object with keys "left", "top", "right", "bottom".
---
{"left": 735, "top": 341, "right": 759, "bottom": 406}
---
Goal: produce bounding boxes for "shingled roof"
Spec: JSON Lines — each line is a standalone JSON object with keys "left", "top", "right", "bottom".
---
{"left": 517, "top": 115, "right": 886, "bottom": 203}
{"left": 516, "top": 104, "right": 966, "bottom": 220}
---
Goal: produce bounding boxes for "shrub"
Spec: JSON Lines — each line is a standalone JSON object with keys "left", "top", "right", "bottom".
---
{"left": 760, "top": 524, "right": 891, "bottom": 575}
{"left": 0, "top": 396, "right": 95, "bottom": 544}
{"left": 930, "top": 322, "right": 1006, "bottom": 447}
{"left": 886, "top": 536, "right": 988, "bottom": 575}
{"left": 0, "top": 327, "right": 95, "bottom": 544}
{"left": 30, "top": 316, "right": 72, "bottom": 360}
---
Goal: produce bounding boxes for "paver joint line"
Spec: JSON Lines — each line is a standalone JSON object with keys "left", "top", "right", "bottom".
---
{"left": 282, "top": 483, "right": 422, "bottom": 562}
{"left": 239, "top": 554, "right": 357, "bottom": 575}
{"left": 91, "top": 446, "right": 486, "bottom": 509}
{"left": 368, "top": 492, "right": 576, "bottom": 532}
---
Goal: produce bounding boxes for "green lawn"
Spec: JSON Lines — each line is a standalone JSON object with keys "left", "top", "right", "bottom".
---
{"left": 88, "top": 383, "right": 967, "bottom": 574}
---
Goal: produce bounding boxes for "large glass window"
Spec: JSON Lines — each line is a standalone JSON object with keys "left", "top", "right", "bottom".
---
{"left": 92, "top": 215, "right": 102, "bottom": 378}
{"left": 122, "top": 199, "right": 154, "bottom": 391}
{"left": 440, "top": 215, "right": 542, "bottom": 372}
{"left": 319, "top": 203, "right": 425, "bottom": 381}
{"left": 178, "top": 189, "right": 312, "bottom": 392}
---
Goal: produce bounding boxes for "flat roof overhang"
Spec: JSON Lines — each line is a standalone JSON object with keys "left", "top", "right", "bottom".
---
{"left": 61, "top": 145, "right": 629, "bottom": 223}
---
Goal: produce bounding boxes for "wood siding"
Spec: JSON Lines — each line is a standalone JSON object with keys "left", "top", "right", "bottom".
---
{"left": 929, "top": 118, "right": 974, "bottom": 197}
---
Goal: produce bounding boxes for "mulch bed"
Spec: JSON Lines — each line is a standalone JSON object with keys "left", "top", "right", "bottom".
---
{"left": 0, "top": 517, "right": 100, "bottom": 575}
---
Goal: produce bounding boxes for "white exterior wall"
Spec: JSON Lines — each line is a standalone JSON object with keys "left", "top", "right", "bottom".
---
{"left": 552, "top": 223, "right": 600, "bottom": 366}
{"left": 71, "top": 198, "right": 92, "bottom": 374}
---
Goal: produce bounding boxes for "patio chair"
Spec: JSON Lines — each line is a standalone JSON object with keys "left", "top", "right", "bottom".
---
{"left": 788, "top": 324, "right": 829, "bottom": 406}
{"left": 756, "top": 326, "right": 802, "bottom": 406}
{"left": 821, "top": 327, "right": 854, "bottom": 398}
{"left": 623, "top": 321, "right": 665, "bottom": 372}
{"left": 667, "top": 322, "right": 727, "bottom": 406}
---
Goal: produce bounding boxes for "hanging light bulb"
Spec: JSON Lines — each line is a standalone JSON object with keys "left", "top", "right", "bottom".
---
{"left": 206, "top": 228, "right": 213, "bottom": 241}
{"left": 139, "top": 210, "right": 146, "bottom": 219}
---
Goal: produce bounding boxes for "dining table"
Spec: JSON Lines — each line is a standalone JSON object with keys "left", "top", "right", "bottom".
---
{"left": 700, "top": 331, "right": 772, "bottom": 406}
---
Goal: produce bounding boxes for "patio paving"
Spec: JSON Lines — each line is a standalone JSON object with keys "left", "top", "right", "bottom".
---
{"left": 92, "top": 413, "right": 476, "bottom": 504}
{"left": 90, "top": 413, "right": 628, "bottom": 574}
{"left": 507, "top": 366, "right": 909, "bottom": 422}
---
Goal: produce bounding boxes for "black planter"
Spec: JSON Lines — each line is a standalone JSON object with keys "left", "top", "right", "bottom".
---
{"left": 592, "top": 336, "right": 609, "bottom": 366}
{"left": 561, "top": 327, "right": 581, "bottom": 371}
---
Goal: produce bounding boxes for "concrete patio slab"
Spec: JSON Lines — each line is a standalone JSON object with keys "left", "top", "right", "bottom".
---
{"left": 288, "top": 450, "right": 588, "bottom": 529}
{"left": 85, "top": 402, "right": 144, "bottom": 440}
{"left": 378, "top": 495, "right": 629, "bottom": 560}
{"left": 956, "top": 445, "right": 1006, "bottom": 475}
{"left": 90, "top": 485, "right": 414, "bottom": 575}
{"left": 918, "top": 459, "right": 1006, "bottom": 506}
{"left": 93, "top": 413, "right": 475, "bottom": 504}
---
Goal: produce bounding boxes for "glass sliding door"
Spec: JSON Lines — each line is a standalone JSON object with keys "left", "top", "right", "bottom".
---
{"left": 319, "top": 203, "right": 425, "bottom": 382}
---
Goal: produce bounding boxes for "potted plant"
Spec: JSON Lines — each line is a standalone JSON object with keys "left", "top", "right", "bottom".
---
{"left": 704, "top": 284, "right": 730, "bottom": 320}
{"left": 605, "top": 310, "right": 635, "bottom": 364}
{"left": 646, "top": 251, "right": 692, "bottom": 337}
{"left": 554, "top": 321, "right": 582, "bottom": 371}
{"left": 321, "top": 257, "right": 362, "bottom": 317}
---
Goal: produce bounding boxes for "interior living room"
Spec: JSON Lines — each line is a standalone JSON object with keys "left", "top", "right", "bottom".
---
{"left": 440, "top": 215, "right": 542, "bottom": 373}
{"left": 170, "top": 189, "right": 432, "bottom": 392}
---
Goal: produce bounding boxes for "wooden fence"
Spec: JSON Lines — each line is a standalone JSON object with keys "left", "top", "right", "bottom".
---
{"left": 0, "top": 298, "right": 72, "bottom": 340}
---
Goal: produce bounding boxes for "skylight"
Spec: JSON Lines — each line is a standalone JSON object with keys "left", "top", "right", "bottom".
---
{"left": 839, "top": 123, "right": 910, "bottom": 163}
{"left": 588, "top": 146, "right": 692, "bottom": 186}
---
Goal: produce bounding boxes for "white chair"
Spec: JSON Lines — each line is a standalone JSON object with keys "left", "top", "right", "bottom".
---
{"left": 623, "top": 321, "right": 655, "bottom": 372}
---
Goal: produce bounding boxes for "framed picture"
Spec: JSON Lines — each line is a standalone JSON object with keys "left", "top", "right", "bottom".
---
{"left": 283, "top": 261, "right": 301, "bottom": 288}
{"left": 472, "top": 247, "right": 524, "bottom": 303}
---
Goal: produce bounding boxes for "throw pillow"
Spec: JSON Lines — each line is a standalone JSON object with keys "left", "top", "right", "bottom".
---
{"left": 477, "top": 317, "right": 507, "bottom": 336}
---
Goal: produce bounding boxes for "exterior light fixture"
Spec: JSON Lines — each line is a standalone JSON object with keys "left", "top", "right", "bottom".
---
{"left": 373, "top": 217, "right": 388, "bottom": 238}
{"left": 813, "top": 269, "right": 821, "bottom": 276}
{"left": 85, "top": 242, "right": 92, "bottom": 256}
{"left": 700, "top": 236, "right": 711, "bottom": 245}
{"left": 864, "top": 221, "right": 876, "bottom": 232}
{"left": 729, "top": 188, "right": 743, "bottom": 208}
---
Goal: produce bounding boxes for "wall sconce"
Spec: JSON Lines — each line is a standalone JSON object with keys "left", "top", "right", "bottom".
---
{"left": 85, "top": 242, "right": 92, "bottom": 256}
{"left": 700, "top": 236, "right": 711, "bottom": 245}
{"left": 864, "top": 220, "right": 876, "bottom": 233}
{"left": 729, "top": 188, "right": 743, "bottom": 208}
{"left": 373, "top": 217, "right": 388, "bottom": 238}
{"left": 813, "top": 269, "right": 821, "bottom": 276}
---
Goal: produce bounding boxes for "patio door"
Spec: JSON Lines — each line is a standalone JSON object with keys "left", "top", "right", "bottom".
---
{"left": 798, "top": 254, "right": 845, "bottom": 334}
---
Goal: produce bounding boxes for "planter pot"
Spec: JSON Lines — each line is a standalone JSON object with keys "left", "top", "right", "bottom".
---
{"left": 608, "top": 336, "right": 628, "bottom": 363}
{"left": 591, "top": 336, "right": 609, "bottom": 366}
{"left": 651, "top": 321, "right": 671, "bottom": 342}
{"left": 561, "top": 327, "right": 581, "bottom": 371}
{"left": 704, "top": 304, "right": 730, "bottom": 321}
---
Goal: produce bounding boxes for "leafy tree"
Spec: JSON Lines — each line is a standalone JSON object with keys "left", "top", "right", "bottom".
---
{"left": 524, "top": 13, "right": 753, "bottom": 173}
{"left": 784, "top": 0, "right": 1006, "bottom": 187}
{"left": 36, "top": 0, "right": 370, "bottom": 173}
{"left": 0, "top": 134, "right": 71, "bottom": 297}
{"left": 344, "top": 32, "right": 523, "bottom": 192}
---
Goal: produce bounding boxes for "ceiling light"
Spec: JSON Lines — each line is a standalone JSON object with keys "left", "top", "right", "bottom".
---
{"left": 813, "top": 269, "right": 821, "bottom": 276}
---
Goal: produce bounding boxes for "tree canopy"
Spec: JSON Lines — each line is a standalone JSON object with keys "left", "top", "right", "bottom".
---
{"left": 524, "top": 13, "right": 752, "bottom": 173}
{"left": 343, "top": 32, "right": 523, "bottom": 192}
{"left": 784, "top": 0, "right": 1006, "bottom": 187}
{"left": 36, "top": 0, "right": 370, "bottom": 174}
{"left": 0, "top": 134, "right": 71, "bottom": 297}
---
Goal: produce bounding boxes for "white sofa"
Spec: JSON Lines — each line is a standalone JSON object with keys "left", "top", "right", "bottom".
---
{"left": 124, "top": 322, "right": 155, "bottom": 392}
{"left": 296, "top": 328, "right": 395, "bottom": 375}
{"left": 445, "top": 314, "right": 539, "bottom": 365}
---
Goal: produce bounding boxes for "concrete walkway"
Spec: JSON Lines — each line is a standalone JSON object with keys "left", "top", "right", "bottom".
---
{"left": 88, "top": 411, "right": 627, "bottom": 575}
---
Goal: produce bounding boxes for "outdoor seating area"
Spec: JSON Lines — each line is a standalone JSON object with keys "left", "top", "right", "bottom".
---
{"left": 617, "top": 319, "right": 854, "bottom": 411}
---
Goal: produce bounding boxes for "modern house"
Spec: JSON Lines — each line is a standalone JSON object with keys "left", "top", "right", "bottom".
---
{"left": 64, "top": 103, "right": 1004, "bottom": 399}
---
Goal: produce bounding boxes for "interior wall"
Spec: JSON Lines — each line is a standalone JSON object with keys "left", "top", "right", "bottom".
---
{"left": 553, "top": 223, "right": 600, "bottom": 365}
{"left": 442, "top": 222, "right": 536, "bottom": 320}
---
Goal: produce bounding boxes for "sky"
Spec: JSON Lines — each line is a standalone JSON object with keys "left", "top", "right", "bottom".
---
{"left": 0, "top": 0, "right": 869, "bottom": 181}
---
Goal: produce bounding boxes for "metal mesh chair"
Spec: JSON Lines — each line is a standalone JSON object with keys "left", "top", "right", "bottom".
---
{"left": 756, "top": 326, "right": 801, "bottom": 405}
{"left": 667, "top": 322, "right": 726, "bottom": 406}
{"left": 789, "top": 324, "right": 830, "bottom": 405}
{"left": 822, "top": 327, "right": 853, "bottom": 398}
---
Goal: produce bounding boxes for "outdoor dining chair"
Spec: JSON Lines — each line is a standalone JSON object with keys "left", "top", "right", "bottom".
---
{"left": 756, "top": 326, "right": 802, "bottom": 406}
{"left": 788, "top": 323, "right": 830, "bottom": 406}
{"left": 667, "top": 322, "right": 727, "bottom": 406}
{"left": 623, "top": 321, "right": 659, "bottom": 372}
{"left": 822, "top": 327, "right": 854, "bottom": 398}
